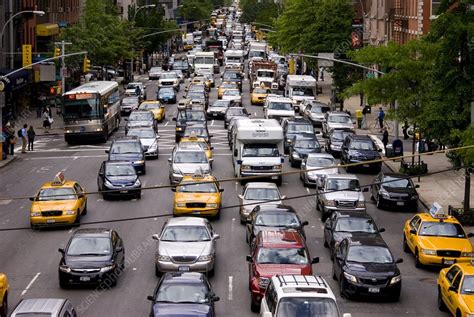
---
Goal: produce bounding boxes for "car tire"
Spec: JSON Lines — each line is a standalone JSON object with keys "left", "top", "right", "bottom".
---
{"left": 208, "top": 267, "right": 215, "bottom": 278}
{"left": 323, "top": 238, "right": 329, "bottom": 248}
{"left": 135, "top": 191, "right": 142, "bottom": 200}
{"left": 437, "top": 288, "right": 447, "bottom": 311}
{"left": 290, "top": 160, "right": 297, "bottom": 168}
{"left": 376, "top": 195, "right": 382, "bottom": 209}
{"left": 82, "top": 204, "right": 88, "bottom": 216}
{"left": 415, "top": 249, "right": 422, "bottom": 268}
{"left": 275, "top": 177, "right": 282, "bottom": 186}
{"left": 155, "top": 265, "right": 162, "bottom": 277}
{"left": 339, "top": 275, "right": 347, "bottom": 298}
{"left": 59, "top": 277, "right": 69, "bottom": 289}
{"left": 0, "top": 292, "right": 7, "bottom": 317}
{"left": 403, "top": 235, "right": 410, "bottom": 253}
{"left": 250, "top": 295, "right": 260, "bottom": 313}
{"left": 74, "top": 211, "right": 81, "bottom": 226}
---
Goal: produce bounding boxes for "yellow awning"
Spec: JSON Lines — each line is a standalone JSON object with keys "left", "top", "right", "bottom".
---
{"left": 36, "top": 23, "right": 59, "bottom": 37}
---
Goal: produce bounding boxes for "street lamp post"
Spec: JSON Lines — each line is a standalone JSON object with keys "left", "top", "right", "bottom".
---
{"left": 130, "top": 4, "right": 156, "bottom": 79}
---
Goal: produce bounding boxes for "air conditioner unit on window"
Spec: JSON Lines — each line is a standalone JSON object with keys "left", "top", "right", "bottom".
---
{"left": 65, "top": 7, "right": 70, "bottom": 12}
{"left": 58, "top": 7, "right": 63, "bottom": 12}
{"left": 45, "top": 7, "right": 51, "bottom": 12}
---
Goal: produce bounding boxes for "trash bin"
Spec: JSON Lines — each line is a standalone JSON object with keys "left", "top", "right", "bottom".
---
{"left": 356, "top": 109, "right": 362, "bottom": 129}
{"left": 385, "top": 144, "right": 394, "bottom": 157}
{"left": 392, "top": 139, "right": 403, "bottom": 157}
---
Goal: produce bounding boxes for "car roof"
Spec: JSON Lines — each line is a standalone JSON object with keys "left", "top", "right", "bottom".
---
{"left": 416, "top": 212, "right": 460, "bottom": 223}
{"left": 334, "top": 210, "right": 372, "bottom": 219}
{"left": 326, "top": 174, "right": 359, "bottom": 180}
{"left": 285, "top": 118, "right": 312, "bottom": 125}
{"left": 257, "top": 230, "right": 305, "bottom": 248}
{"left": 130, "top": 110, "right": 153, "bottom": 115}
{"left": 176, "top": 142, "right": 206, "bottom": 152}
{"left": 347, "top": 134, "right": 372, "bottom": 141}
{"left": 12, "top": 298, "right": 68, "bottom": 315}
{"left": 380, "top": 172, "right": 410, "bottom": 179}
{"left": 103, "top": 160, "right": 135, "bottom": 167}
{"left": 245, "top": 182, "right": 278, "bottom": 189}
{"left": 161, "top": 272, "right": 207, "bottom": 284}
{"left": 271, "top": 275, "right": 335, "bottom": 299}
{"left": 112, "top": 136, "right": 140, "bottom": 143}
{"left": 292, "top": 133, "right": 317, "bottom": 141}
{"left": 307, "top": 153, "right": 335, "bottom": 159}
{"left": 254, "top": 204, "right": 296, "bottom": 213}
{"left": 165, "top": 217, "right": 208, "bottom": 226}
{"left": 346, "top": 233, "right": 388, "bottom": 248}
{"left": 73, "top": 228, "right": 112, "bottom": 237}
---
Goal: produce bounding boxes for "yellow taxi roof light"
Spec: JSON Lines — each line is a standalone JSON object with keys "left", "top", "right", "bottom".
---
{"left": 192, "top": 168, "right": 205, "bottom": 179}
{"left": 52, "top": 171, "right": 66, "bottom": 186}
{"left": 428, "top": 202, "right": 448, "bottom": 219}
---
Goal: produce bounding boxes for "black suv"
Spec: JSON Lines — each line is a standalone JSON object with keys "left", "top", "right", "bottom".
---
{"left": 106, "top": 136, "right": 146, "bottom": 174}
{"left": 173, "top": 109, "right": 207, "bottom": 142}
{"left": 282, "top": 118, "right": 315, "bottom": 154}
{"left": 341, "top": 134, "right": 382, "bottom": 173}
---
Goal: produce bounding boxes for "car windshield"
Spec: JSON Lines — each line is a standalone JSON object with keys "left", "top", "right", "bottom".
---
{"left": 159, "top": 88, "right": 175, "bottom": 95}
{"left": 223, "top": 90, "right": 239, "bottom": 96}
{"left": 294, "top": 139, "right": 319, "bottom": 149}
{"left": 122, "top": 97, "right": 139, "bottom": 105}
{"left": 461, "top": 276, "right": 474, "bottom": 294}
{"left": 127, "top": 128, "right": 155, "bottom": 139}
{"left": 242, "top": 144, "right": 279, "bottom": 157}
{"left": 347, "top": 246, "right": 393, "bottom": 264}
{"left": 174, "top": 151, "right": 208, "bottom": 163}
{"left": 184, "top": 127, "right": 208, "bottom": 137}
{"left": 105, "top": 164, "right": 136, "bottom": 176}
{"left": 67, "top": 237, "right": 112, "bottom": 256}
{"left": 179, "top": 111, "right": 206, "bottom": 121}
{"left": 307, "top": 157, "right": 335, "bottom": 167}
{"left": 253, "top": 88, "right": 268, "bottom": 94}
{"left": 156, "top": 282, "right": 210, "bottom": 304}
{"left": 329, "top": 115, "right": 351, "bottom": 123}
{"left": 419, "top": 221, "right": 466, "bottom": 238}
{"left": 292, "top": 87, "right": 314, "bottom": 97}
{"left": 245, "top": 188, "right": 280, "bottom": 200}
{"left": 269, "top": 102, "right": 292, "bottom": 110}
{"left": 276, "top": 297, "right": 339, "bottom": 317}
{"left": 129, "top": 112, "right": 152, "bottom": 121}
{"left": 325, "top": 179, "right": 360, "bottom": 191}
{"left": 255, "top": 212, "right": 299, "bottom": 227}
{"left": 335, "top": 218, "right": 378, "bottom": 233}
{"left": 127, "top": 83, "right": 141, "bottom": 90}
{"left": 222, "top": 83, "right": 238, "bottom": 89}
{"left": 288, "top": 124, "right": 313, "bottom": 133}
{"left": 227, "top": 108, "right": 245, "bottom": 116}
{"left": 310, "top": 105, "right": 330, "bottom": 113}
{"left": 37, "top": 187, "right": 76, "bottom": 201}
{"left": 110, "top": 142, "right": 142, "bottom": 154}
{"left": 178, "top": 182, "right": 218, "bottom": 193}
{"left": 382, "top": 176, "right": 413, "bottom": 188}
{"left": 332, "top": 130, "right": 353, "bottom": 141}
{"left": 212, "top": 101, "right": 229, "bottom": 108}
{"left": 161, "top": 73, "right": 177, "bottom": 79}
{"left": 160, "top": 226, "right": 211, "bottom": 242}
{"left": 350, "top": 140, "right": 376, "bottom": 151}
{"left": 223, "top": 72, "right": 240, "bottom": 80}
{"left": 257, "top": 248, "right": 309, "bottom": 265}
{"left": 139, "top": 104, "right": 160, "bottom": 110}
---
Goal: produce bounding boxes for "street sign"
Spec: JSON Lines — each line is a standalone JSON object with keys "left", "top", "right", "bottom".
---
{"left": 22, "top": 44, "right": 32, "bottom": 69}
{"left": 317, "top": 53, "right": 334, "bottom": 67}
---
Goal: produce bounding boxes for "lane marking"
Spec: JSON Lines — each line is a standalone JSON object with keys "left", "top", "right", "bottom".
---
{"left": 211, "top": 119, "right": 215, "bottom": 126}
{"left": 165, "top": 121, "right": 169, "bottom": 126}
{"left": 228, "top": 276, "right": 234, "bottom": 301}
{"left": 306, "top": 187, "right": 310, "bottom": 194}
{"left": 21, "top": 272, "right": 41, "bottom": 296}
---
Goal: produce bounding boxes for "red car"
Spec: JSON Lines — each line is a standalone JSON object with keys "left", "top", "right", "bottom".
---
{"left": 246, "top": 230, "right": 319, "bottom": 312}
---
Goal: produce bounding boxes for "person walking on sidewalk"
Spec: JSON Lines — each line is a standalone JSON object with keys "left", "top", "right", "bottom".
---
{"left": 382, "top": 127, "right": 389, "bottom": 152}
{"left": 27, "top": 126, "right": 36, "bottom": 151}
{"left": 362, "top": 105, "right": 370, "bottom": 129}
{"left": 402, "top": 121, "right": 410, "bottom": 140}
{"left": 377, "top": 107, "right": 385, "bottom": 131}
{"left": 20, "top": 124, "right": 27, "bottom": 153}
{"left": 4, "top": 122, "right": 15, "bottom": 155}
{"left": 43, "top": 109, "right": 51, "bottom": 133}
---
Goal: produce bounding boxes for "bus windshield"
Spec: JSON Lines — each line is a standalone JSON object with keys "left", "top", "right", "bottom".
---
{"left": 64, "top": 97, "right": 101, "bottom": 120}
{"left": 194, "top": 57, "right": 214, "bottom": 65}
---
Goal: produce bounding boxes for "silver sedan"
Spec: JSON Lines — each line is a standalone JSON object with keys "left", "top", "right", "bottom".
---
{"left": 152, "top": 217, "right": 220, "bottom": 276}
{"left": 300, "top": 153, "right": 339, "bottom": 188}
{"left": 238, "top": 182, "right": 285, "bottom": 224}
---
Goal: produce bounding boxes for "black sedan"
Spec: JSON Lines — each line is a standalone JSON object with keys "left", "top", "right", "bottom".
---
{"left": 323, "top": 211, "right": 385, "bottom": 259}
{"left": 147, "top": 272, "right": 219, "bottom": 316}
{"left": 97, "top": 161, "right": 141, "bottom": 200}
{"left": 333, "top": 234, "right": 402, "bottom": 301}
{"left": 371, "top": 172, "right": 419, "bottom": 211}
{"left": 58, "top": 228, "right": 125, "bottom": 288}
{"left": 288, "top": 134, "right": 321, "bottom": 168}
{"left": 245, "top": 204, "right": 308, "bottom": 246}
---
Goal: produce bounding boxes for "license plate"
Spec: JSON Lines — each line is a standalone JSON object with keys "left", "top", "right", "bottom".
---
{"left": 80, "top": 276, "right": 90, "bottom": 282}
{"left": 368, "top": 287, "right": 380, "bottom": 293}
{"left": 178, "top": 266, "right": 190, "bottom": 272}
{"left": 192, "top": 210, "right": 201, "bottom": 214}
{"left": 120, "top": 190, "right": 128, "bottom": 194}
{"left": 444, "top": 259, "right": 454, "bottom": 265}
{"left": 397, "top": 201, "right": 404, "bottom": 206}
{"left": 271, "top": 176, "right": 278, "bottom": 180}
{"left": 363, "top": 164, "right": 370, "bottom": 168}
{"left": 212, "top": 113, "right": 218, "bottom": 117}
{"left": 46, "top": 219, "right": 55, "bottom": 223}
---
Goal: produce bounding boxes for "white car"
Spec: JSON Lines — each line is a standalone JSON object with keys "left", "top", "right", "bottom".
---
{"left": 158, "top": 72, "right": 180, "bottom": 91}
{"left": 264, "top": 96, "right": 295, "bottom": 122}
{"left": 148, "top": 66, "right": 163, "bottom": 80}
{"left": 125, "top": 82, "right": 145, "bottom": 98}
{"left": 222, "top": 89, "right": 242, "bottom": 105}
{"left": 323, "top": 111, "right": 355, "bottom": 136}
{"left": 300, "top": 153, "right": 338, "bottom": 187}
{"left": 127, "top": 127, "right": 159, "bottom": 159}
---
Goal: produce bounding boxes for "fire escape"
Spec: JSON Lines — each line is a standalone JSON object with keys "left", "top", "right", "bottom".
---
{"left": 390, "top": 0, "right": 408, "bottom": 44}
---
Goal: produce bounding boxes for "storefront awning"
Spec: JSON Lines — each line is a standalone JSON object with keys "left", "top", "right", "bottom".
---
{"left": 0, "top": 68, "right": 30, "bottom": 92}
{"left": 36, "top": 23, "right": 59, "bottom": 37}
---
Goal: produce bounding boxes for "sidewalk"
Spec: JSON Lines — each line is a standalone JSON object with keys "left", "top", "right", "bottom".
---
{"left": 318, "top": 73, "right": 472, "bottom": 214}
{"left": 24, "top": 107, "right": 64, "bottom": 137}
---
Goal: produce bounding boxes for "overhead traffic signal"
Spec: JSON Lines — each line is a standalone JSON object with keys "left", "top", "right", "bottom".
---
{"left": 54, "top": 47, "right": 61, "bottom": 58}
{"left": 83, "top": 56, "right": 91, "bottom": 73}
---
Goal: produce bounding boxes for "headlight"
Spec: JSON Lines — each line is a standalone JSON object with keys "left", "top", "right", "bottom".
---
{"left": 176, "top": 127, "right": 183, "bottom": 131}
{"left": 207, "top": 203, "right": 218, "bottom": 208}
{"left": 30, "top": 212, "right": 41, "bottom": 217}
{"left": 59, "top": 265, "right": 71, "bottom": 273}
{"left": 158, "top": 255, "right": 171, "bottom": 261}
{"left": 462, "top": 252, "right": 474, "bottom": 257}
{"left": 286, "top": 139, "right": 293, "bottom": 144}
{"left": 411, "top": 194, "right": 419, "bottom": 200}
{"left": 273, "top": 164, "right": 282, "bottom": 170}
{"left": 65, "top": 210, "right": 75, "bottom": 215}
{"left": 173, "top": 168, "right": 182, "bottom": 175}
{"left": 258, "top": 277, "right": 270, "bottom": 288}
{"left": 390, "top": 275, "right": 402, "bottom": 285}
{"left": 343, "top": 272, "right": 358, "bottom": 283}
{"left": 292, "top": 152, "right": 300, "bottom": 158}
{"left": 198, "top": 254, "right": 214, "bottom": 261}
{"left": 324, "top": 200, "right": 336, "bottom": 207}
{"left": 100, "top": 265, "right": 114, "bottom": 273}
{"left": 134, "top": 160, "right": 145, "bottom": 165}
{"left": 356, "top": 201, "right": 366, "bottom": 208}
{"left": 133, "top": 179, "right": 141, "bottom": 186}
{"left": 104, "top": 179, "right": 114, "bottom": 187}
{"left": 379, "top": 188, "right": 390, "bottom": 199}
{"left": 241, "top": 165, "right": 251, "bottom": 171}
{"left": 421, "top": 248, "right": 436, "bottom": 255}
{"left": 149, "top": 141, "right": 158, "bottom": 151}
{"left": 176, "top": 202, "right": 186, "bottom": 207}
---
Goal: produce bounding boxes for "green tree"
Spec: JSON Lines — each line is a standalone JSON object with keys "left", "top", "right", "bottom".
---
{"left": 178, "top": 0, "right": 212, "bottom": 22}
{"left": 240, "top": 0, "right": 279, "bottom": 26}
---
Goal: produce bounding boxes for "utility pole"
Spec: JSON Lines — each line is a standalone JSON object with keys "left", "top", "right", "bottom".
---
{"left": 55, "top": 41, "right": 72, "bottom": 95}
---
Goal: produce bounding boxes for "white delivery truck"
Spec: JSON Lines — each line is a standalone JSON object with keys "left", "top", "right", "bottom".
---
{"left": 193, "top": 52, "right": 216, "bottom": 74}
{"left": 285, "top": 75, "right": 317, "bottom": 113}
{"left": 224, "top": 49, "right": 244, "bottom": 71}
{"left": 232, "top": 119, "right": 284, "bottom": 185}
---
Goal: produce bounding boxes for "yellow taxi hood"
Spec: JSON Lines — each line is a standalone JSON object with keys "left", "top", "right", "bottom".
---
{"left": 418, "top": 236, "right": 473, "bottom": 252}
{"left": 175, "top": 193, "right": 219, "bottom": 203}
{"left": 461, "top": 295, "right": 474, "bottom": 313}
{"left": 31, "top": 200, "right": 78, "bottom": 212}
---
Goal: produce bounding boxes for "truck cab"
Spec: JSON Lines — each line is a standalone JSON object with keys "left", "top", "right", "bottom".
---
{"left": 285, "top": 75, "right": 317, "bottom": 114}
{"left": 232, "top": 119, "right": 284, "bottom": 186}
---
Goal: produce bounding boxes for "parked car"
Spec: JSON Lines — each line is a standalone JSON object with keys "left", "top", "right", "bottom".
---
{"left": 371, "top": 172, "right": 419, "bottom": 211}
{"left": 300, "top": 153, "right": 338, "bottom": 188}
{"left": 97, "top": 161, "right": 141, "bottom": 200}
{"left": 341, "top": 134, "right": 382, "bottom": 173}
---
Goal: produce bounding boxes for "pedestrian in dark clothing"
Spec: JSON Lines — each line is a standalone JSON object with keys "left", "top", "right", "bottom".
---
{"left": 382, "top": 127, "right": 389, "bottom": 151}
{"left": 377, "top": 107, "right": 385, "bottom": 131}
{"left": 4, "top": 123, "right": 15, "bottom": 155}
{"left": 27, "top": 126, "right": 36, "bottom": 151}
{"left": 402, "top": 121, "right": 409, "bottom": 140}
{"left": 36, "top": 99, "right": 43, "bottom": 118}
{"left": 362, "top": 105, "right": 370, "bottom": 129}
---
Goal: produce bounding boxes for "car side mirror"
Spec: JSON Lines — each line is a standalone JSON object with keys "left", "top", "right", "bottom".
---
{"left": 301, "top": 162, "right": 306, "bottom": 167}
{"left": 311, "top": 257, "right": 319, "bottom": 264}
{"left": 115, "top": 246, "right": 123, "bottom": 253}
{"left": 171, "top": 187, "right": 176, "bottom": 192}
{"left": 362, "top": 187, "right": 369, "bottom": 192}
{"left": 281, "top": 195, "right": 287, "bottom": 200}
{"left": 410, "top": 228, "right": 417, "bottom": 235}
{"left": 213, "top": 234, "right": 220, "bottom": 240}
{"left": 449, "top": 285, "right": 458, "bottom": 293}
{"left": 172, "top": 117, "right": 176, "bottom": 121}
{"left": 262, "top": 313, "right": 272, "bottom": 317}
{"left": 168, "top": 158, "right": 172, "bottom": 163}
{"left": 378, "top": 148, "right": 382, "bottom": 152}
{"left": 219, "top": 188, "right": 224, "bottom": 192}
{"left": 212, "top": 295, "right": 220, "bottom": 302}
{"left": 210, "top": 146, "right": 214, "bottom": 150}
{"left": 98, "top": 171, "right": 104, "bottom": 176}
{"left": 395, "top": 258, "right": 403, "bottom": 264}
{"left": 105, "top": 149, "right": 109, "bottom": 153}
{"left": 301, "top": 220, "right": 309, "bottom": 227}
{"left": 29, "top": 196, "right": 35, "bottom": 201}
{"left": 468, "top": 233, "right": 474, "bottom": 238}
{"left": 378, "top": 228, "right": 386, "bottom": 233}
{"left": 147, "top": 295, "right": 154, "bottom": 301}
{"left": 58, "top": 248, "right": 65, "bottom": 254}
{"left": 415, "top": 184, "right": 420, "bottom": 188}
{"left": 152, "top": 234, "right": 160, "bottom": 241}
{"left": 238, "top": 194, "right": 244, "bottom": 200}
{"left": 342, "top": 314, "right": 352, "bottom": 317}
{"left": 246, "top": 254, "right": 253, "bottom": 262}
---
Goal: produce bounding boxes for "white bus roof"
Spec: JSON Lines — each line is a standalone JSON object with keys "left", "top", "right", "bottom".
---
{"left": 236, "top": 119, "right": 283, "bottom": 143}
{"left": 195, "top": 52, "right": 215, "bottom": 57}
{"left": 225, "top": 50, "right": 244, "bottom": 57}
{"left": 64, "top": 81, "right": 118, "bottom": 96}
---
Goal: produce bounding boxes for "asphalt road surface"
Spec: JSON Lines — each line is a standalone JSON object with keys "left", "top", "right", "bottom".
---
{"left": 0, "top": 71, "right": 448, "bottom": 317}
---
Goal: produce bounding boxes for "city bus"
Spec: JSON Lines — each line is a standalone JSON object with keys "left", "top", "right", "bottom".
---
{"left": 62, "top": 81, "right": 121, "bottom": 144}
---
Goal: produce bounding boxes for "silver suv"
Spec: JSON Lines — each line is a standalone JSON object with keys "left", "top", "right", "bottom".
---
{"left": 316, "top": 174, "right": 368, "bottom": 221}
{"left": 259, "top": 275, "right": 350, "bottom": 317}
{"left": 168, "top": 143, "right": 212, "bottom": 185}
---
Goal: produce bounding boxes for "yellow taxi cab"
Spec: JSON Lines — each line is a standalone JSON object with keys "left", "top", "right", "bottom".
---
{"left": 179, "top": 136, "right": 213, "bottom": 160}
{"left": 0, "top": 273, "right": 8, "bottom": 317}
{"left": 438, "top": 261, "right": 474, "bottom": 316}
{"left": 251, "top": 87, "right": 270, "bottom": 105}
{"left": 139, "top": 100, "right": 165, "bottom": 122}
{"left": 217, "top": 82, "right": 239, "bottom": 99}
{"left": 172, "top": 172, "right": 223, "bottom": 219}
{"left": 403, "top": 204, "right": 474, "bottom": 268}
{"left": 192, "top": 76, "right": 211, "bottom": 90}
{"left": 29, "top": 172, "right": 88, "bottom": 229}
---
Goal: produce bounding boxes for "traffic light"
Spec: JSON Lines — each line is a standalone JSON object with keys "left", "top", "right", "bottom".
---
{"left": 83, "top": 56, "right": 91, "bottom": 73}
{"left": 54, "top": 47, "right": 61, "bottom": 58}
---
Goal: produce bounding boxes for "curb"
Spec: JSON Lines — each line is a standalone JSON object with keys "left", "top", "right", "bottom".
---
{"left": 0, "top": 155, "right": 17, "bottom": 169}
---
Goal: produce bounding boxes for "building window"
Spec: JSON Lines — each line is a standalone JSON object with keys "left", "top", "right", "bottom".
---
{"left": 431, "top": 0, "right": 441, "bottom": 17}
